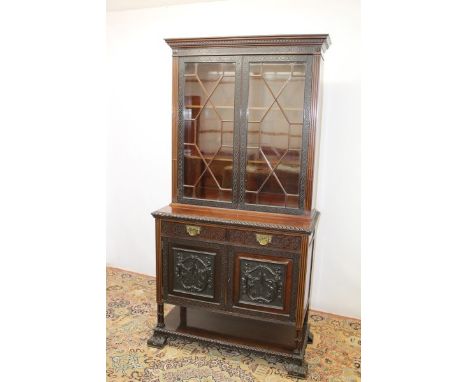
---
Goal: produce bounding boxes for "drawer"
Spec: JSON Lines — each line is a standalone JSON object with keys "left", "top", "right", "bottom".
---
{"left": 162, "top": 238, "right": 226, "bottom": 309}
{"left": 229, "top": 229, "right": 302, "bottom": 252}
{"left": 161, "top": 220, "right": 226, "bottom": 242}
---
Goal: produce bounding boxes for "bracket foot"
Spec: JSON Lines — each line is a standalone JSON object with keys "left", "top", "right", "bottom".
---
{"left": 147, "top": 333, "right": 167, "bottom": 348}
{"left": 285, "top": 362, "right": 308, "bottom": 379}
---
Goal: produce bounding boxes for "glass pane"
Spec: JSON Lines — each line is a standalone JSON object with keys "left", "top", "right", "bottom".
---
{"left": 183, "top": 62, "right": 235, "bottom": 202}
{"left": 245, "top": 62, "right": 306, "bottom": 209}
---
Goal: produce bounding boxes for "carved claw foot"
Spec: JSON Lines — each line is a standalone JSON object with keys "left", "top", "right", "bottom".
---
{"left": 285, "top": 362, "right": 308, "bottom": 379}
{"left": 147, "top": 333, "right": 167, "bottom": 348}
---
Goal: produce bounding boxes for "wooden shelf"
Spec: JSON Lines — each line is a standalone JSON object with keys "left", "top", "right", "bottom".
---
{"left": 185, "top": 105, "right": 303, "bottom": 111}
{"left": 184, "top": 154, "right": 300, "bottom": 166}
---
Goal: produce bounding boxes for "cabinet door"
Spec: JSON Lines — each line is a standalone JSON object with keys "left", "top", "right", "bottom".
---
{"left": 177, "top": 56, "right": 242, "bottom": 208}
{"left": 163, "top": 239, "right": 226, "bottom": 308}
{"left": 231, "top": 250, "right": 296, "bottom": 321}
{"left": 239, "top": 56, "right": 313, "bottom": 213}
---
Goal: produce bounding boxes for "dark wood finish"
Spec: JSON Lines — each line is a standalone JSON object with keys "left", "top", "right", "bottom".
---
{"left": 153, "top": 203, "right": 319, "bottom": 234}
{"left": 156, "top": 303, "right": 164, "bottom": 328}
{"left": 165, "top": 34, "right": 330, "bottom": 52}
{"left": 295, "top": 236, "right": 308, "bottom": 330}
{"left": 163, "top": 238, "right": 226, "bottom": 308}
{"left": 149, "top": 35, "right": 329, "bottom": 379}
{"left": 180, "top": 306, "right": 187, "bottom": 327}
{"left": 226, "top": 245, "right": 300, "bottom": 323}
{"left": 148, "top": 305, "right": 309, "bottom": 376}
{"left": 171, "top": 57, "right": 179, "bottom": 203}
{"left": 305, "top": 55, "right": 323, "bottom": 210}
{"left": 232, "top": 252, "right": 293, "bottom": 315}
{"left": 161, "top": 220, "right": 227, "bottom": 241}
{"left": 156, "top": 219, "right": 163, "bottom": 303}
{"left": 229, "top": 229, "right": 302, "bottom": 252}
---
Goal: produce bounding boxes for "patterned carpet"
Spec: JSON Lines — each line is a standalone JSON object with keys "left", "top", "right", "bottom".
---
{"left": 106, "top": 267, "right": 361, "bottom": 382}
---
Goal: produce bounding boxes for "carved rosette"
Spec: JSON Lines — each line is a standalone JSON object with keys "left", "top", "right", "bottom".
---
{"left": 173, "top": 250, "right": 215, "bottom": 297}
{"left": 240, "top": 260, "right": 284, "bottom": 307}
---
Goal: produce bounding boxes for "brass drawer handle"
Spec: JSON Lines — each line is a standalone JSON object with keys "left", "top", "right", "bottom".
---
{"left": 186, "top": 225, "right": 201, "bottom": 237}
{"left": 256, "top": 233, "right": 272, "bottom": 246}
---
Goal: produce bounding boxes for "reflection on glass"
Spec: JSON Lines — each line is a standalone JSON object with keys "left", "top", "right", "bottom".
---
{"left": 245, "top": 62, "right": 306, "bottom": 208}
{"left": 183, "top": 62, "right": 236, "bottom": 202}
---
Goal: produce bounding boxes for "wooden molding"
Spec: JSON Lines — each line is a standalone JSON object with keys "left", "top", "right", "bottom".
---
{"left": 152, "top": 203, "right": 320, "bottom": 234}
{"left": 165, "top": 34, "right": 331, "bottom": 53}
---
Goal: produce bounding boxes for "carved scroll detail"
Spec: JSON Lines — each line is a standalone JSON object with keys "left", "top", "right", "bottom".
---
{"left": 173, "top": 249, "right": 214, "bottom": 296}
{"left": 240, "top": 261, "right": 284, "bottom": 305}
{"left": 175, "top": 252, "right": 213, "bottom": 293}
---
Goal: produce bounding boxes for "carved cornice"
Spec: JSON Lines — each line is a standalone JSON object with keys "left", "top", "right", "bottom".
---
{"left": 165, "top": 34, "right": 331, "bottom": 54}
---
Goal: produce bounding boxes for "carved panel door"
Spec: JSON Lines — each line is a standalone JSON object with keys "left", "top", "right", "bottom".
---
{"left": 231, "top": 250, "right": 295, "bottom": 320}
{"left": 164, "top": 239, "right": 226, "bottom": 309}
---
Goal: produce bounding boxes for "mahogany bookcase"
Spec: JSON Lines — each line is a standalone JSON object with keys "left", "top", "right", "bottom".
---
{"left": 147, "top": 34, "right": 330, "bottom": 378}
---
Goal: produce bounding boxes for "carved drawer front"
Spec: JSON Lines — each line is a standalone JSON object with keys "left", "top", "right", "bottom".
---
{"left": 161, "top": 220, "right": 226, "bottom": 242}
{"left": 232, "top": 252, "right": 294, "bottom": 316}
{"left": 229, "top": 229, "right": 302, "bottom": 252}
{"left": 164, "top": 240, "right": 225, "bottom": 308}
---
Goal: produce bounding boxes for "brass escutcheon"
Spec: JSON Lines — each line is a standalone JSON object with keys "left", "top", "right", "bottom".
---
{"left": 186, "top": 225, "right": 201, "bottom": 237}
{"left": 255, "top": 233, "right": 272, "bottom": 246}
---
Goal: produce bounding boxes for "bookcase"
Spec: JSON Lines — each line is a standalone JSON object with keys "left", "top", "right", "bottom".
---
{"left": 148, "top": 34, "right": 330, "bottom": 378}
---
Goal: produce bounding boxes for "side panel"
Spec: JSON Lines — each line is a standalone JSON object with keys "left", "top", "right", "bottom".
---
{"left": 171, "top": 57, "right": 179, "bottom": 202}
{"left": 306, "top": 55, "right": 324, "bottom": 210}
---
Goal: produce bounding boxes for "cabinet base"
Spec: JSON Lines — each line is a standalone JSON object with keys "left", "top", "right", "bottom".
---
{"left": 148, "top": 306, "right": 311, "bottom": 378}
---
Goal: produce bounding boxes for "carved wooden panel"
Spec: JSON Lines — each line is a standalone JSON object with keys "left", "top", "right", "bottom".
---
{"left": 173, "top": 248, "right": 215, "bottom": 298}
{"left": 232, "top": 252, "right": 293, "bottom": 316}
{"left": 229, "top": 229, "right": 302, "bottom": 252}
{"left": 164, "top": 238, "right": 225, "bottom": 307}
{"left": 239, "top": 259, "right": 285, "bottom": 308}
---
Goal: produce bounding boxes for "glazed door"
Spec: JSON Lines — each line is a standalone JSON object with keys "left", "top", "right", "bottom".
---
{"left": 177, "top": 56, "right": 242, "bottom": 208}
{"left": 239, "top": 56, "right": 313, "bottom": 214}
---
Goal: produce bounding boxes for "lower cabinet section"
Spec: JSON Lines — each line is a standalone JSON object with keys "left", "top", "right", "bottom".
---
{"left": 162, "top": 234, "right": 299, "bottom": 322}
{"left": 154, "top": 216, "right": 316, "bottom": 379}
